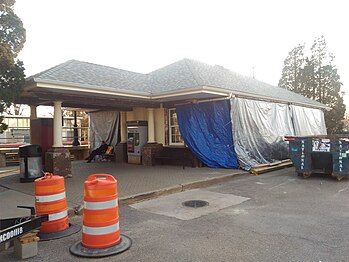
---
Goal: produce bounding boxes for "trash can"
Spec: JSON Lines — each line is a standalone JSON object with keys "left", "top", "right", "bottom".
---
{"left": 19, "top": 144, "right": 43, "bottom": 183}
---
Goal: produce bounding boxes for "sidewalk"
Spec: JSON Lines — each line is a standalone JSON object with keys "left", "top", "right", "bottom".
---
{"left": 0, "top": 161, "right": 247, "bottom": 218}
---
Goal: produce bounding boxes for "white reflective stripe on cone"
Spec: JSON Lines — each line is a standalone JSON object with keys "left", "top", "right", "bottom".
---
{"left": 83, "top": 222, "right": 120, "bottom": 235}
{"left": 35, "top": 192, "right": 66, "bottom": 203}
{"left": 48, "top": 210, "right": 68, "bottom": 221}
{"left": 84, "top": 198, "right": 118, "bottom": 210}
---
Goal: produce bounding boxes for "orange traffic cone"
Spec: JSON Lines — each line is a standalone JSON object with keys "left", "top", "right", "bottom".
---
{"left": 70, "top": 174, "right": 131, "bottom": 258}
{"left": 35, "top": 173, "right": 80, "bottom": 240}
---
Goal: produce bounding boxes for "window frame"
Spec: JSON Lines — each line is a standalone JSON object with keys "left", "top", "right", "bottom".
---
{"left": 168, "top": 108, "right": 184, "bottom": 146}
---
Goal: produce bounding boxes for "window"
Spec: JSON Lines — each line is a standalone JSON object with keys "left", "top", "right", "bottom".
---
{"left": 134, "top": 133, "right": 140, "bottom": 146}
{"left": 7, "top": 118, "right": 17, "bottom": 128}
{"left": 17, "top": 118, "right": 29, "bottom": 128}
{"left": 169, "top": 109, "right": 184, "bottom": 145}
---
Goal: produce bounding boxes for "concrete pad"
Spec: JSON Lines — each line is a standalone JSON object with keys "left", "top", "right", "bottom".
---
{"left": 0, "top": 190, "right": 35, "bottom": 218}
{"left": 130, "top": 189, "right": 250, "bottom": 220}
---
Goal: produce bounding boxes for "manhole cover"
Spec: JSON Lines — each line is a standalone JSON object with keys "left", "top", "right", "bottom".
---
{"left": 182, "top": 200, "right": 209, "bottom": 208}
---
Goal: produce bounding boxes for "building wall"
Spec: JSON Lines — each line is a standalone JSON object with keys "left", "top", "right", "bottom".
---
{"left": 126, "top": 107, "right": 147, "bottom": 121}
{"left": 126, "top": 107, "right": 166, "bottom": 145}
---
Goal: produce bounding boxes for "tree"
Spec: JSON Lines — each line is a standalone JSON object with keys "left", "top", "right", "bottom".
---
{"left": 278, "top": 44, "right": 305, "bottom": 93}
{"left": 279, "top": 36, "right": 346, "bottom": 134}
{"left": 300, "top": 58, "right": 316, "bottom": 99}
{"left": 6, "top": 103, "right": 25, "bottom": 115}
{"left": 342, "top": 113, "right": 349, "bottom": 133}
{"left": 0, "top": 0, "right": 26, "bottom": 133}
{"left": 320, "top": 63, "right": 345, "bottom": 133}
{"left": 309, "top": 36, "right": 331, "bottom": 103}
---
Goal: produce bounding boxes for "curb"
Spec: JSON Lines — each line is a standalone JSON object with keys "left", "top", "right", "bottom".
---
{"left": 119, "top": 185, "right": 183, "bottom": 206}
{"left": 119, "top": 171, "right": 247, "bottom": 206}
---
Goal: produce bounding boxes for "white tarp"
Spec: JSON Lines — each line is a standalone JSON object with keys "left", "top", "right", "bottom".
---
{"left": 230, "top": 98, "right": 295, "bottom": 170}
{"left": 290, "top": 105, "right": 327, "bottom": 136}
{"left": 89, "top": 111, "right": 119, "bottom": 150}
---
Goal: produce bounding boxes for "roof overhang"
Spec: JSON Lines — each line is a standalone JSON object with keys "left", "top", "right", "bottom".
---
{"left": 18, "top": 81, "right": 151, "bottom": 111}
{"left": 152, "top": 86, "right": 229, "bottom": 101}
{"left": 201, "top": 86, "right": 331, "bottom": 110}
{"left": 19, "top": 79, "right": 330, "bottom": 111}
{"left": 31, "top": 79, "right": 151, "bottom": 99}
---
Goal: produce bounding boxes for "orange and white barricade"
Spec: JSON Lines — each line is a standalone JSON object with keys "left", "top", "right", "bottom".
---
{"left": 70, "top": 174, "right": 131, "bottom": 258}
{"left": 35, "top": 173, "right": 80, "bottom": 240}
{"left": 35, "top": 173, "right": 69, "bottom": 233}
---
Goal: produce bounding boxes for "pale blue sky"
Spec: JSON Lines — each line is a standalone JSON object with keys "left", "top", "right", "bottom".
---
{"left": 15, "top": 0, "right": 349, "bottom": 109}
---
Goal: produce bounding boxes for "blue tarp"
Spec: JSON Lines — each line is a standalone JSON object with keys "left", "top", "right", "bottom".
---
{"left": 176, "top": 100, "right": 239, "bottom": 168}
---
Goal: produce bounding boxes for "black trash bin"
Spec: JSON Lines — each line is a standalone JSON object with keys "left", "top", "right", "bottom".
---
{"left": 19, "top": 144, "right": 43, "bottom": 183}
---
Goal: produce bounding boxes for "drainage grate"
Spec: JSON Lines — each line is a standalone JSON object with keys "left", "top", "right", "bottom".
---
{"left": 182, "top": 200, "right": 209, "bottom": 208}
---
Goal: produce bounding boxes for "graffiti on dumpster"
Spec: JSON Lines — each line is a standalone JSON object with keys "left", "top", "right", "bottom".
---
{"left": 312, "top": 139, "right": 331, "bottom": 152}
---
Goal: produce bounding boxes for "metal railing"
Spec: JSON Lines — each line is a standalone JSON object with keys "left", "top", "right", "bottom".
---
{"left": 0, "top": 127, "right": 89, "bottom": 145}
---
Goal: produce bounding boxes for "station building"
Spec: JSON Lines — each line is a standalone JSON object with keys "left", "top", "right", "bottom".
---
{"left": 18, "top": 59, "right": 328, "bottom": 175}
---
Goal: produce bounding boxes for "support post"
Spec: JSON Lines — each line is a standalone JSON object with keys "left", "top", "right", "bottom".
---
{"left": 120, "top": 112, "right": 127, "bottom": 143}
{"left": 147, "top": 108, "right": 155, "bottom": 143}
{"left": 114, "top": 111, "right": 128, "bottom": 163}
{"left": 30, "top": 105, "right": 37, "bottom": 120}
{"left": 45, "top": 101, "right": 72, "bottom": 177}
{"left": 142, "top": 108, "right": 163, "bottom": 166}
{"left": 29, "top": 105, "right": 37, "bottom": 144}
{"left": 72, "top": 111, "right": 80, "bottom": 146}
{"left": 53, "top": 101, "right": 63, "bottom": 148}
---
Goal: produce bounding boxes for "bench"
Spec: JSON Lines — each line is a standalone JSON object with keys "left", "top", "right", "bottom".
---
{"left": 154, "top": 147, "right": 202, "bottom": 169}
{"left": 6, "top": 152, "right": 20, "bottom": 165}
{"left": 0, "top": 148, "right": 19, "bottom": 167}
{"left": 100, "top": 146, "right": 115, "bottom": 162}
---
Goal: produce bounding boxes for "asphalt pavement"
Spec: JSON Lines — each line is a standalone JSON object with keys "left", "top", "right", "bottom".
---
{"left": 1, "top": 167, "right": 348, "bottom": 261}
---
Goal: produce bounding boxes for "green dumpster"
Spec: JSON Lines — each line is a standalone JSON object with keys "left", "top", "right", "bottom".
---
{"left": 287, "top": 135, "right": 348, "bottom": 180}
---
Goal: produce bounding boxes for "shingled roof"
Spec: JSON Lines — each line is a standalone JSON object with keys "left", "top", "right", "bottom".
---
{"left": 29, "top": 58, "right": 326, "bottom": 109}
{"left": 30, "top": 60, "right": 150, "bottom": 93}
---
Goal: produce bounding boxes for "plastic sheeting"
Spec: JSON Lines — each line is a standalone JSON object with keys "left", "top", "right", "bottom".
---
{"left": 89, "top": 111, "right": 119, "bottom": 150}
{"left": 176, "top": 100, "right": 239, "bottom": 168}
{"left": 290, "top": 105, "right": 327, "bottom": 136}
{"left": 231, "top": 98, "right": 295, "bottom": 170}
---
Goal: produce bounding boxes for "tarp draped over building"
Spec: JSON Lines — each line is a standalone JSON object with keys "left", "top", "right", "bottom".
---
{"left": 87, "top": 100, "right": 326, "bottom": 170}
{"left": 89, "top": 111, "right": 119, "bottom": 150}
{"left": 290, "top": 105, "right": 327, "bottom": 136}
{"left": 176, "top": 100, "right": 239, "bottom": 168}
{"left": 230, "top": 98, "right": 295, "bottom": 170}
